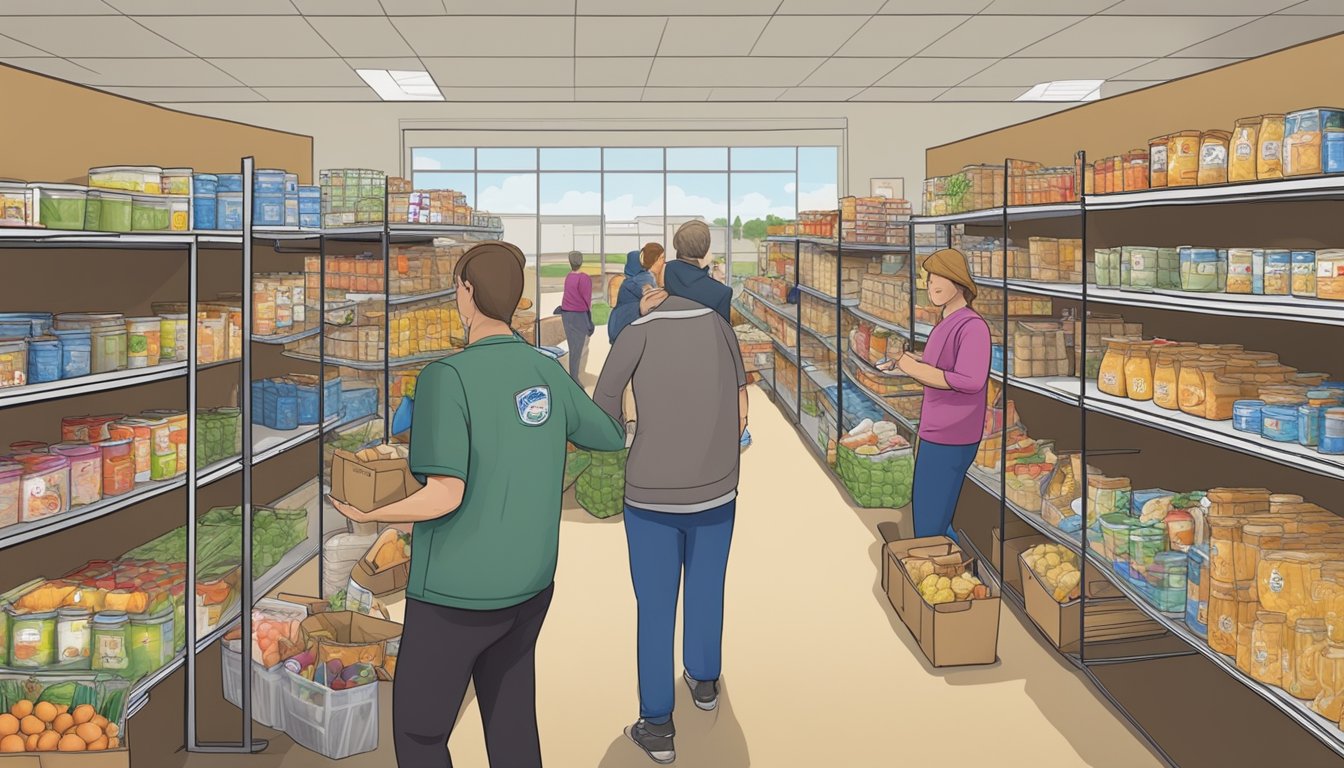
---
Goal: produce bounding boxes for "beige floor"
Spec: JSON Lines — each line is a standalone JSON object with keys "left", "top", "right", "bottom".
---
{"left": 173, "top": 333, "right": 1164, "bottom": 768}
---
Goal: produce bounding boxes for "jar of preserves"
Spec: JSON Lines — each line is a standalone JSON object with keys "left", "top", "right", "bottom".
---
{"left": 1123, "top": 340, "right": 1156, "bottom": 402}
{"left": 1098, "top": 338, "right": 1131, "bottom": 398}
{"left": 56, "top": 606, "right": 91, "bottom": 669}
{"left": 1250, "top": 611, "right": 1288, "bottom": 686}
{"left": 1287, "top": 618, "right": 1329, "bottom": 700}
{"left": 1208, "top": 517, "right": 1241, "bottom": 583}
{"left": 1314, "top": 644, "right": 1344, "bottom": 720}
{"left": 1152, "top": 351, "right": 1181, "bottom": 410}
{"left": 91, "top": 610, "right": 130, "bottom": 673}
{"left": 9, "top": 608, "right": 57, "bottom": 667}
{"left": 99, "top": 437, "right": 135, "bottom": 496}
{"left": 1208, "top": 579, "right": 1237, "bottom": 655}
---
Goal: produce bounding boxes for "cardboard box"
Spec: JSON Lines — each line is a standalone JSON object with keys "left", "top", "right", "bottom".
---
{"left": 1020, "top": 551, "right": 1165, "bottom": 651}
{"left": 300, "top": 611, "right": 403, "bottom": 673}
{"left": 883, "top": 536, "right": 1001, "bottom": 667}
{"left": 0, "top": 754, "right": 129, "bottom": 767}
{"left": 991, "top": 526, "right": 1049, "bottom": 592}
{"left": 330, "top": 448, "right": 424, "bottom": 513}
{"left": 350, "top": 530, "right": 411, "bottom": 598}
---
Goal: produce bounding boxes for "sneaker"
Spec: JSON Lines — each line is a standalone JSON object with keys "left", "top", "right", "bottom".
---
{"left": 625, "top": 718, "right": 676, "bottom": 765}
{"left": 683, "top": 671, "right": 719, "bottom": 711}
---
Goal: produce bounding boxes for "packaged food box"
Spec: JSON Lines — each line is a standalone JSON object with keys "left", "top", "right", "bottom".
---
{"left": 330, "top": 444, "right": 424, "bottom": 514}
{"left": 297, "top": 610, "right": 401, "bottom": 683}
{"left": 882, "top": 536, "right": 1000, "bottom": 667}
{"left": 1020, "top": 547, "right": 1165, "bottom": 651}
{"left": 349, "top": 529, "right": 411, "bottom": 599}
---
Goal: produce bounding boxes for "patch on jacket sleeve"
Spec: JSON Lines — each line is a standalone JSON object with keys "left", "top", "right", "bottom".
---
{"left": 515, "top": 386, "right": 551, "bottom": 426}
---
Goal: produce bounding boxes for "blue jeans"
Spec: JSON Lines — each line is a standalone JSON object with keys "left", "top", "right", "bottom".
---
{"left": 912, "top": 440, "right": 979, "bottom": 541}
{"left": 624, "top": 500, "right": 736, "bottom": 722}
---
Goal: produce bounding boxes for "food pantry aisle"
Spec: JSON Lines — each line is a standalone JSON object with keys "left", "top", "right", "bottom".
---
{"left": 162, "top": 334, "right": 1162, "bottom": 768}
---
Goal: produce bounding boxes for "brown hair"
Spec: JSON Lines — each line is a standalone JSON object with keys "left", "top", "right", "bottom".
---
{"left": 673, "top": 220, "right": 710, "bottom": 261}
{"left": 453, "top": 241, "right": 526, "bottom": 323}
{"left": 640, "top": 242, "right": 664, "bottom": 270}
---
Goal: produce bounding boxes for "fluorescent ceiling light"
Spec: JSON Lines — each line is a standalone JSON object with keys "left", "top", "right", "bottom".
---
{"left": 356, "top": 69, "right": 443, "bottom": 101}
{"left": 1016, "top": 79, "right": 1103, "bottom": 102}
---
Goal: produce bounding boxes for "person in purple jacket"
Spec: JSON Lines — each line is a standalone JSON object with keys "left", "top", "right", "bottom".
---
{"left": 879, "top": 248, "right": 990, "bottom": 541}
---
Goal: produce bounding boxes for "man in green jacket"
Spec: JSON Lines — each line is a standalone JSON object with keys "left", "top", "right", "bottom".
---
{"left": 329, "top": 240, "right": 626, "bottom": 768}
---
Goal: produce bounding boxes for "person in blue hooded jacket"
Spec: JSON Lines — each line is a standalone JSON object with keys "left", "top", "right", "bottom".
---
{"left": 608, "top": 243, "right": 665, "bottom": 344}
{"left": 663, "top": 220, "right": 731, "bottom": 325}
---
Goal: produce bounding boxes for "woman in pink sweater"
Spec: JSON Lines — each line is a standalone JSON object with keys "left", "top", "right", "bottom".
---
{"left": 555, "top": 250, "right": 594, "bottom": 381}
{"left": 879, "top": 248, "right": 991, "bottom": 540}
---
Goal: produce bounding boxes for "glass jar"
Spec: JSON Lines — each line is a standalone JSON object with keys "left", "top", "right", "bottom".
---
{"left": 99, "top": 438, "right": 135, "bottom": 495}
{"left": 1123, "top": 340, "right": 1157, "bottom": 402}
{"left": 128, "top": 609, "right": 174, "bottom": 680}
{"left": 1152, "top": 351, "right": 1182, "bottom": 410}
{"left": 56, "top": 606, "right": 91, "bottom": 670}
{"left": 1314, "top": 644, "right": 1344, "bottom": 721}
{"left": 9, "top": 608, "right": 57, "bottom": 668}
{"left": 91, "top": 610, "right": 130, "bottom": 673}
{"left": 1208, "top": 579, "right": 1238, "bottom": 655}
{"left": 1098, "top": 338, "right": 1131, "bottom": 398}
{"left": 1208, "top": 518, "right": 1242, "bottom": 583}
{"left": 1236, "top": 523, "right": 1284, "bottom": 594}
{"left": 1087, "top": 475, "right": 1131, "bottom": 523}
{"left": 1288, "top": 618, "right": 1329, "bottom": 700}
{"left": 1250, "top": 611, "right": 1288, "bottom": 686}
{"left": 1147, "top": 551, "right": 1188, "bottom": 614}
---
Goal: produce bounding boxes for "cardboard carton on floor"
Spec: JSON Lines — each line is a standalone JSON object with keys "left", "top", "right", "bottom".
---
{"left": 991, "top": 525, "right": 1049, "bottom": 593}
{"left": 350, "top": 528, "right": 412, "bottom": 598}
{"left": 300, "top": 610, "right": 403, "bottom": 680}
{"left": 883, "top": 535, "right": 1001, "bottom": 667}
{"left": 0, "top": 753, "right": 129, "bottom": 767}
{"left": 330, "top": 446, "right": 424, "bottom": 513}
{"left": 1019, "top": 550, "right": 1165, "bottom": 651}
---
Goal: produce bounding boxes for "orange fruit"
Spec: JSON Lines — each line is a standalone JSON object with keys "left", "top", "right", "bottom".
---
{"left": 9, "top": 700, "right": 32, "bottom": 719}
{"left": 52, "top": 713, "right": 74, "bottom": 734}
{"left": 0, "top": 734, "right": 24, "bottom": 753}
{"left": 75, "top": 722, "right": 101, "bottom": 744}
{"left": 56, "top": 705, "right": 69, "bottom": 715}
{"left": 58, "top": 733, "right": 85, "bottom": 751}
{"left": 25, "top": 733, "right": 39, "bottom": 751}
{"left": 71, "top": 704, "right": 94, "bottom": 725}
{"left": 36, "top": 730, "right": 60, "bottom": 752}
{"left": 0, "top": 713, "right": 18, "bottom": 737}
{"left": 91, "top": 715, "right": 108, "bottom": 730}
{"left": 105, "top": 722, "right": 119, "bottom": 738}
{"left": 87, "top": 736, "right": 109, "bottom": 751}
{"left": 33, "top": 701, "right": 57, "bottom": 723}
{"left": 20, "top": 715, "right": 44, "bottom": 735}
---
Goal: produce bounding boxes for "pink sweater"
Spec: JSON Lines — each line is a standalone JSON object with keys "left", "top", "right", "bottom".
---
{"left": 917, "top": 307, "right": 991, "bottom": 446}
{"left": 560, "top": 271, "right": 592, "bottom": 313}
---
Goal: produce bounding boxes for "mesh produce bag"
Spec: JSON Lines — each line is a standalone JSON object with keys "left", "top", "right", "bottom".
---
{"left": 575, "top": 448, "right": 627, "bottom": 519}
{"left": 563, "top": 444, "right": 592, "bottom": 492}
{"left": 835, "top": 442, "right": 913, "bottom": 509}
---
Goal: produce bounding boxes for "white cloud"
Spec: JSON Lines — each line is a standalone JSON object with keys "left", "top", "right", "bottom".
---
{"left": 666, "top": 185, "right": 726, "bottom": 220}
{"left": 784, "top": 181, "right": 797, "bottom": 194}
{"left": 476, "top": 174, "right": 536, "bottom": 214}
{"left": 799, "top": 183, "right": 838, "bottom": 212}
{"left": 732, "top": 191, "right": 794, "bottom": 222}
{"left": 416, "top": 157, "right": 442, "bottom": 170}
{"left": 541, "top": 189, "right": 601, "bottom": 216}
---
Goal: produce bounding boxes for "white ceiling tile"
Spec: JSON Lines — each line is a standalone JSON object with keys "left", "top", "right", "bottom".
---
{"left": 307, "top": 17, "right": 416, "bottom": 57}
{"left": 984, "top": 0, "right": 1116, "bottom": 11}
{"left": 105, "top": 86, "right": 264, "bottom": 102}
{"left": 67, "top": 58, "right": 241, "bottom": 87}
{"left": 3, "top": 0, "right": 117, "bottom": 13}
{"left": 751, "top": 15, "right": 869, "bottom": 56}
{"left": 647, "top": 57, "right": 825, "bottom": 87}
{"left": 779, "top": 86, "right": 864, "bottom": 100}
{"left": 0, "top": 37, "right": 47, "bottom": 57}
{"left": 708, "top": 87, "right": 786, "bottom": 101}
{"left": 777, "top": 0, "right": 887, "bottom": 12}
{"left": 423, "top": 57, "right": 574, "bottom": 87}
{"left": 657, "top": 17, "right": 770, "bottom": 56}
{"left": 0, "top": 57, "right": 103, "bottom": 83}
{"left": 849, "top": 86, "right": 945, "bottom": 100}
{"left": 393, "top": 16, "right": 575, "bottom": 56}
{"left": 801, "top": 57, "right": 904, "bottom": 86}
{"left": 837, "top": 15, "right": 971, "bottom": 56}
{"left": 136, "top": 16, "right": 336, "bottom": 57}
{"left": 575, "top": 87, "right": 645, "bottom": 101}
{"left": 107, "top": 0, "right": 296, "bottom": 13}
{"left": 210, "top": 58, "right": 362, "bottom": 87}
{"left": 936, "top": 85, "right": 1032, "bottom": 100}
{"left": 578, "top": 0, "right": 780, "bottom": 14}
{"left": 1278, "top": 0, "right": 1344, "bottom": 13}
{"left": 1100, "top": 80, "right": 1163, "bottom": 97}
{"left": 1111, "top": 57, "right": 1241, "bottom": 80}
{"left": 877, "top": 0, "right": 994, "bottom": 12}
{"left": 963, "top": 57, "right": 1152, "bottom": 86}
{"left": 291, "top": 0, "right": 385, "bottom": 14}
{"left": 1175, "top": 15, "right": 1344, "bottom": 57}
{"left": 1103, "top": 0, "right": 1298, "bottom": 13}
{"left": 379, "top": 0, "right": 451, "bottom": 13}
{"left": 641, "top": 86, "right": 713, "bottom": 100}
{"left": 1019, "top": 16, "right": 1247, "bottom": 56}
{"left": 575, "top": 17, "right": 668, "bottom": 57}
{"left": 574, "top": 57, "right": 653, "bottom": 86}
{"left": 922, "top": 14, "right": 1085, "bottom": 56}
{"left": 438, "top": 86, "right": 572, "bottom": 100}
{"left": 253, "top": 86, "right": 381, "bottom": 101}
{"left": 876, "top": 57, "right": 996, "bottom": 87}
{"left": 344, "top": 57, "right": 426, "bottom": 71}
{"left": 1, "top": 17, "right": 189, "bottom": 57}
{"left": 441, "top": 0, "right": 576, "bottom": 12}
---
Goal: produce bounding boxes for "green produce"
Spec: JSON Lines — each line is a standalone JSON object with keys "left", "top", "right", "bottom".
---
{"left": 38, "top": 196, "right": 86, "bottom": 230}
{"left": 576, "top": 448, "right": 627, "bottom": 519}
{"left": 35, "top": 681, "right": 79, "bottom": 707}
{"left": 563, "top": 446, "right": 591, "bottom": 491}
{"left": 835, "top": 442, "right": 914, "bottom": 509}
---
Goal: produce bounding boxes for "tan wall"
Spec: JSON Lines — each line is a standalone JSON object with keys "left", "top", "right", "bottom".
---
{"left": 0, "top": 63, "right": 314, "bottom": 184}
{"left": 927, "top": 33, "right": 1344, "bottom": 176}
{"left": 160, "top": 101, "right": 1062, "bottom": 212}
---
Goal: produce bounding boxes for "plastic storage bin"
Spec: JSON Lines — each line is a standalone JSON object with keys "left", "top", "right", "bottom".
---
{"left": 52, "top": 328, "right": 90, "bottom": 378}
{"left": 1232, "top": 399, "right": 1265, "bottom": 433}
{"left": 89, "top": 165, "right": 162, "bottom": 194}
{"left": 255, "top": 169, "right": 287, "bottom": 195}
{"left": 218, "top": 192, "right": 244, "bottom": 231}
{"left": 28, "top": 183, "right": 88, "bottom": 230}
{"left": 222, "top": 638, "right": 290, "bottom": 729}
{"left": 216, "top": 174, "right": 245, "bottom": 193}
{"left": 254, "top": 195, "right": 285, "bottom": 227}
{"left": 26, "top": 336, "right": 61, "bottom": 384}
{"left": 281, "top": 670, "right": 380, "bottom": 759}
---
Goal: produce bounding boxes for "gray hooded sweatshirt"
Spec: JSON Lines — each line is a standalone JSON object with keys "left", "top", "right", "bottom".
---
{"left": 594, "top": 296, "right": 746, "bottom": 513}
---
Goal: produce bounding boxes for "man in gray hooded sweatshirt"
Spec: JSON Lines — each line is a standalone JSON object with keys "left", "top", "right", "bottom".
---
{"left": 594, "top": 219, "right": 748, "bottom": 765}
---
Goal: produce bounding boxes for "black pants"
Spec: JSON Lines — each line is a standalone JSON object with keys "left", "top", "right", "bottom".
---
{"left": 558, "top": 310, "right": 592, "bottom": 381}
{"left": 393, "top": 585, "right": 555, "bottom": 768}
